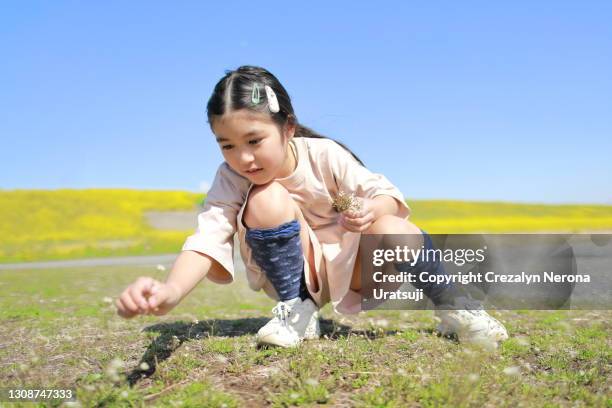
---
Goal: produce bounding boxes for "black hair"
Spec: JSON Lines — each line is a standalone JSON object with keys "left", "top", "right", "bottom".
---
{"left": 206, "top": 65, "right": 364, "bottom": 166}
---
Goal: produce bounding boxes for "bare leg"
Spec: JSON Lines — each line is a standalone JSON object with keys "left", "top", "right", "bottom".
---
{"left": 350, "top": 214, "right": 423, "bottom": 292}
{"left": 243, "top": 181, "right": 319, "bottom": 292}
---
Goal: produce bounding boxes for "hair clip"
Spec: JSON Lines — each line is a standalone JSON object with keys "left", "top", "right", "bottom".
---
{"left": 251, "top": 83, "right": 261, "bottom": 105}
{"left": 264, "top": 85, "right": 280, "bottom": 113}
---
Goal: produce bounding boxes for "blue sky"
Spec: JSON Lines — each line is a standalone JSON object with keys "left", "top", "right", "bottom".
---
{"left": 1, "top": 1, "right": 611, "bottom": 204}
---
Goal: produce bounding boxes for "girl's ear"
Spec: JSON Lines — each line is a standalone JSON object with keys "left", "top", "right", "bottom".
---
{"left": 283, "top": 121, "right": 296, "bottom": 140}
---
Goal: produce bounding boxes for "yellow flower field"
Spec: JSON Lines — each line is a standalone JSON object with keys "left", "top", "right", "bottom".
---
{"left": 0, "top": 189, "right": 203, "bottom": 262}
{"left": 408, "top": 200, "right": 612, "bottom": 233}
{"left": 1, "top": 190, "right": 611, "bottom": 262}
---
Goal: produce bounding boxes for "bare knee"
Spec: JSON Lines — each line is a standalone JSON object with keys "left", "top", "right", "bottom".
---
{"left": 364, "top": 215, "right": 424, "bottom": 248}
{"left": 364, "top": 215, "right": 420, "bottom": 234}
{"left": 244, "top": 182, "right": 295, "bottom": 229}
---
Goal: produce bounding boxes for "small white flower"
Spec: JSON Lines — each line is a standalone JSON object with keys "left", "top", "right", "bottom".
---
{"left": 503, "top": 366, "right": 520, "bottom": 376}
{"left": 139, "top": 362, "right": 150, "bottom": 371}
{"left": 169, "top": 335, "right": 181, "bottom": 348}
{"left": 305, "top": 378, "right": 319, "bottom": 386}
{"left": 156, "top": 264, "right": 166, "bottom": 272}
{"left": 105, "top": 357, "right": 125, "bottom": 382}
{"left": 374, "top": 319, "right": 389, "bottom": 328}
{"left": 515, "top": 336, "right": 529, "bottom": 346}
{"left": 215, "top": 355, "right": 228, "bottom": 364}
{"left": 290, "top": 393, "right": 300, "bottom": 400}
{"left": 468, "top": 373, "right": 480, "bottom": 382}
{"left": 120, "top": 390, "right": 129, "bottom": 398}
{"left": 102, "top": 297, "right": 113, "bottom": 304}
{"left": 396, "top": 368, "right": 407, "bottom": 376}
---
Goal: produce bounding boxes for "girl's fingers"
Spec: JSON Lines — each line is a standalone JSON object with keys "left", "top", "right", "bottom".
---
{"left": 115, "top": 298, "right": 131, "bottom": 318}
{"left": 128, "top": 285, "right": 149, "bottom": 313}
{"left": 119, "top": 293, "right": 140, "bottom": 316}
{"left": 342, "top": 212, "right": 374, "bottom": 227}
{"left": 148, "top": 289, "right": 164, "bottom": 309}
{"left": 118, "top": 298, "right": 138, "bottom": 318}
{"left": 340, "top": 216, "right": 368, "bottom": 233}
{"left": 357, "top": 221, "right": 374, "bottom": 232}
{"left": 147, "top": 281, "right": 164, "bottom": 308}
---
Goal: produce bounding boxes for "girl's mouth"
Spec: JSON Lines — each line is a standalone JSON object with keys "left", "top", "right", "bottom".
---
{"left": 246, "top": 168, "right": 263, "bottom": 174}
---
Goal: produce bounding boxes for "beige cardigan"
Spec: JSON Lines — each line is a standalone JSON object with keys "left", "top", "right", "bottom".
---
{"left": 182, "top": 137, "right": 410, "bottom": 314}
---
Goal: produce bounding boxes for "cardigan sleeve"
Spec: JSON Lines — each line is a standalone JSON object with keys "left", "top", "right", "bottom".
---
{"left": 182, "top": 163, "right": 250, "bottom": 283}
{"left": 325, "top": 141, "right": 411, "bottom": 218}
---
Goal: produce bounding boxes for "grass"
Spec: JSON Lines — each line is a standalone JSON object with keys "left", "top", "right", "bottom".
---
{"left": 0, "top": 265, "right": 610, "bottom": 407}
{"left": 2, "top": 190, "right": 612, "bottom": 263}
{"left": 1, "top": 190, "right": 611, "bottom": 405}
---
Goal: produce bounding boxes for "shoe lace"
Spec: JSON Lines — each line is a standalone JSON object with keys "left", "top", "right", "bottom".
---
{"left": 457, "top": 298, "right": 505, "bottom": 334}
{"left": 272, "top": 302, "right": 292, "bottom": 328}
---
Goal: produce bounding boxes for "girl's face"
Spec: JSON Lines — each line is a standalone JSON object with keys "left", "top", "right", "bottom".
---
{"left": 211, "top": 110, "right": 296, "bottom": 185}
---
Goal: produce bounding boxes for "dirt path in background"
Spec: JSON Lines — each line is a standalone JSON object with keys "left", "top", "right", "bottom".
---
{"left": 0, "top": 254, "right": 179, "bottom": 270}
{"left": 143, "top": 210, "right": 201, "bottom": 230}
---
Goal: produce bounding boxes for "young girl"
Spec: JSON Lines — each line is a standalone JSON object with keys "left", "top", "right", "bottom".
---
{"left": 116, "top": 66, "right": 508, "bottom": 348}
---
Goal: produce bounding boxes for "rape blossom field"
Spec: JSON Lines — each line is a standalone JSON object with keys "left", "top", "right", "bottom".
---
{"left": 2, "top": 189, "right": 612, "bottom": 263}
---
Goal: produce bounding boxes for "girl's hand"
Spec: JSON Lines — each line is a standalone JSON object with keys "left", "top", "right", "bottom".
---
{"left": 339, "top": 197, "right": 376, "bottom": 232}
{"left": 115, "top": 277, "right": 181, "bottom": 318}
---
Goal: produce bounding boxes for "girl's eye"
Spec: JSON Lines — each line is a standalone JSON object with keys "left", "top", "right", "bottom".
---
{"left": 221, "top": 145, "right": 233, "bottom": 150}
{"left": 248, "top": 139, "right": 261, "bottom": 145}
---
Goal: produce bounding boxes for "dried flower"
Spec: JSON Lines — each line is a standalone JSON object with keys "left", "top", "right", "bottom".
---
{"left": 331, "top": 191, "right": 363, "bottom": 213}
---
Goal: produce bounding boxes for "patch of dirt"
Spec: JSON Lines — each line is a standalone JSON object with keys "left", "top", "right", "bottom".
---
{"left": 144, "top": 211, "right": 200, "bottom": 230}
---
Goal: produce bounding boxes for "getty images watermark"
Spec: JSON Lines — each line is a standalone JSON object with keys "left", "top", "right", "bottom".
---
{"left": 359, "top": 234, "right": 611, "bottom": 310}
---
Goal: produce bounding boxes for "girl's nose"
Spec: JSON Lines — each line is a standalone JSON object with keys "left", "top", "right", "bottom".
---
{"left": 239, "top": 149, "right": 255, "bottom": 164}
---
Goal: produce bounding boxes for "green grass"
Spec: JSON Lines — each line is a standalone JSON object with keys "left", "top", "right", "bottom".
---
{"left": 2, "top": 190, "right": 612, "bottom": 263}
{"left": 0, "top": 266, "right": 609, "bottom": 407}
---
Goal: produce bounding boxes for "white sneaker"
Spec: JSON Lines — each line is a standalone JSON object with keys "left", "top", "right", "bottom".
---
{"left": 256, "top": 297, "right": 320, "bottom": 348}
{"left": 435, "top": 296, "right": 509, "bottom": 349}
